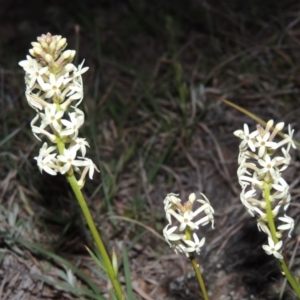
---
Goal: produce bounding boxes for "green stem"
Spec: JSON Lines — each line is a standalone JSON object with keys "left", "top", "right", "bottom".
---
{"left": 189, "top": 255, "right": 209, "bottom": 300}
{"left": 56, "top": 139, "right": 124, "bottom": 300}
{"left": 185, "top": 227, "right": 209, "bottom": 300}
{"left": 264, "top": 183, "right": 300, "bottom": 298}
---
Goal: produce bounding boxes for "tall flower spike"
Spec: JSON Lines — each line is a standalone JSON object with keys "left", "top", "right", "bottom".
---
{"left": 163, "top": 192, "right": 214, "bottom": 256}
{"left": 19, "top": 33, "right": 99, "bottom": 187}
{"left": 235, "top": 120, "right": 296, "bottom": 260}
{"left": 20, "top": 34, "right": 128, "bottom": 300}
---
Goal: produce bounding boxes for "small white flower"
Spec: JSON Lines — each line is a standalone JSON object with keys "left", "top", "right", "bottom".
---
{"left": 239, "top": 174, "right": 263, "bottom": 189}
{"left": 257, "top": 155, "right": 278, "bottom": 180}
{"left": 237, "top": 165, "right": 251, "bottom": 187}
{"left": 240, "top": 187, "right": 256, "bottom": 216}
{"left": 262, "top": 237, "right": 283, "bottom": 259}
{"left": 80, "top": 157, "right": 99, "bottom": 179}
{"left": 272, "top": 177, "right": 289, "bottom": 200}
{"left": 278, "top": 214, "right": 294, "bottom": 238}
{"left": 73, "top": 137, "right": 90, "bottom": 157}
{"left": 57, "top": 147, "right": 89, "bottom": 174}
{"left": 275, "top": 125, "right": 297, "bottom": 152}
{"left": 163, "top": 225, "right": 183, "bottom": 246}
{"left": 25, "top": 89, "right": 50, "bottom": 111}
{"left": 183, "top": 233, "right": 205, "bottom": 255}
{"left": 168, "top": 210, "right": 198, "bottom": 231}
{"left": 234, "top": 124, "right": 258, "bottom": 152}
{"left": 31, "top": 115, "right": 57, "bottom": 142}
{"left": 34, "top": 142, "right": 58, "bottom": 175}
{"left": 274, "top": 148, "right": 291, "bottom": 172}
{"left": 40, "top": 103, "right": 64, "bottom": 132}
{"left": 286, "top": 124, "right": 297, "bottom": 151}
{"left": 257, "top": 219, "right": 271, "bottom": 236}
{"left": 66, "top": 83, "right": 83, "bottom": 102}
{"left": 163, "top": 193, "right": 181, "bottom": 213}
{"left": 24, "top": 59, "right": 48, "bottom": 88}
{"left": 194, "top": 196, "right": 214, "bottom": 228}
{"left": 60, "top": 111, "right": 84, "bottom": 138}
{"left": 73, "top": 60, "right": 89, "bottom": 78}
{"left": 255, "top": 132, "right": 277, "bottom": 157}
{"left": 280, "top": 193, "right": 291, "bottom": 211}
{"left": 238, "top": 150, "right": 246, "bottom": 165}
{"left": 38, "top": 73, "right": 64, "bottom": 98}
{"left": 193, "top": 194, "right": 213, "bottom": 217}
{"left": 19, "top": 55, "right": 35, "bottom": 71}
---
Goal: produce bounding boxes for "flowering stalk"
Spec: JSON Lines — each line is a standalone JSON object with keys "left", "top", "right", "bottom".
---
{"left": 19, "top": 33, "right": 124, "bottom": 299}
{"left": 234, "top": 120, "right": 300, "bottom": 297}
{"left": 163, "top": 193, "right": 214, "bottom": 299}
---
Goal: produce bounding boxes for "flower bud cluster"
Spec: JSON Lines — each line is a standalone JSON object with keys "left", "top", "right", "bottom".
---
{"left": 19, "top": 33, "right": 99, "bottom": 188}
{"left": 234, "top": 120, "right": 296, "bottom": 259}
{"left": 163, "top": 193, "right": 214, "bottom": 256}
{"left": 29, "top": 33, "right": 74, "bottom": 72}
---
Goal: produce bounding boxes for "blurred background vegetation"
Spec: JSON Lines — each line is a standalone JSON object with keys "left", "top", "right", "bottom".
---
{"left": 1, "top": 0, "right": 300, "bottom": 299}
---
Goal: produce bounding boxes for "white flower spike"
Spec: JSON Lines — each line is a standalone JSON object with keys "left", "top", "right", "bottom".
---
{"left": 20, "top": 33, "right": 99, "bottom": 187}
{"left": 235, "top": 120, "right": 296, "bottom": 261}
{"left": 163, "top": 192, "right": 214, "bottom": 256}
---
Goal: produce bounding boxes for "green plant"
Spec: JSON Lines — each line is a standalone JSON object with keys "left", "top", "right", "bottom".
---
{"left": 234, "top": 119, "right": 300, "bottom": 297}
{"left": 19, "top": 33, "right": 124, "bottom": 299}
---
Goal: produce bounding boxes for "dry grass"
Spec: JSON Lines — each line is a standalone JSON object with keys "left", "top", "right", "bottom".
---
{"left": 1, "top": 1, "right": 300, "bottom": 299}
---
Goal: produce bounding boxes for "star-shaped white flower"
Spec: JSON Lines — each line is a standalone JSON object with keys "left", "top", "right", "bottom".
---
{"left": 163, "top": 225, "right": 184, "bottom": 246}
{"left": 38, "top": 73, "right": 64, "bottom": 98}
{"left": 73, "top": 60, "right": 89, "bottom": 78}
{"left": 278, "top": 214, "right": 294, "bottom": 238}
{"left": 262, "top": 237, "right": 283, "bottom": 259}
{"left": 234, "top": 124, "right": 258, "bottom": 152}
{"left": 19, "top": 55, "right": 35, "bottom": 71}
{"left": 80, "top": 157, "right": 99, "bottom": 179}
{"left": 193, "top": 194, "right": 212, "bottom": 217}
{"left": 24, "top": 59, "right": 48, "bottom": 89}
{"left": 40, "top": 103, "right": 64, "bottom": 132}
{"left": 255, "top": 132, "right": 277, "bottom": 157}
{"left": 281, "top": 194, "right": 291, "bottom": 211}
{"left": 274, "top": 148, "right": 291, "bottom": 172}
{"left": 167, "top": 210, "right": 198, "bottom": 231}
{"left": 25, "top": 90, "right": 45, "bottom": 111}
{"left": 60, "top": 111, "right": 84, "bottom": 138}
{"left": 66, "top": 84, "right": 83, "bottom": 102}
{"left": 257, "top": 154, "right": 278, "bottom": 180}
{"left": 72, "top": 137, "right": 90, "bottom": 157}
{"left": 257, "top": 219, "right": 271, "bottom": 236}
{"left": 239, "top": 174, "right": 263, "bottom": 189}
{"left": 30, "top": 114, "right": 57, "bottom": 142}
{"left": 192, "top": 194, "right": 214, "bottom": 228}
{"left": 240, "top": 187, "right": 256, "bottom": 216}
{"left": 34, "top": 142, "right": 58, "bottom": 175}
{"left": 272, "top": 177, "right": 289, "bottom": 200}
{"left": 286, "top": 124, "right": 297, "bottom": 151}
{"left": 183, "top": 233, "right": 205, "bottom": 255}
{"left": 164, "top": 193, "right": 181, "bottom": 223}
{"left": 275, "top": 124, "right": 297, "bottom": 152}
{"left": 57, "top": 147, "right": 89, "bottom": 174}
